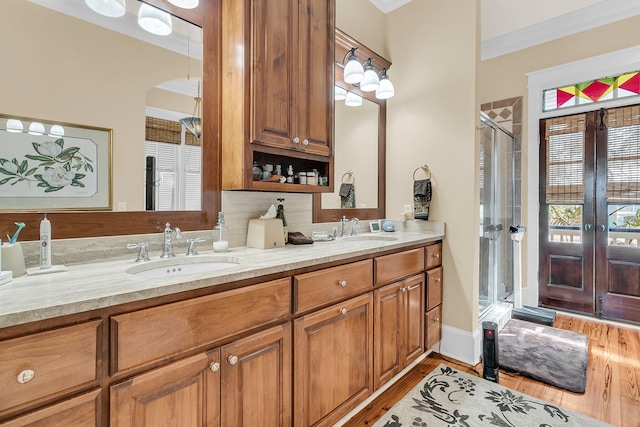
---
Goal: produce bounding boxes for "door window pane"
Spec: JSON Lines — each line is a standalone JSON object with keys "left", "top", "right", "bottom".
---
{"left": 608, "top": 204, "right": 640, "bottom": 247}
{"left": 549, "top": 204, "right": 582, "bottom": 243}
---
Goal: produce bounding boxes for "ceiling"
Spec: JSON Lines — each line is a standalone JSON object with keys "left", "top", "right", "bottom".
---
{"left": 369, "top": 0, "right": 640, "bottom": 60}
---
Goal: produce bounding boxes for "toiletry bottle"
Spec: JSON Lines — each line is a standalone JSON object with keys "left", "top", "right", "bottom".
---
{"left": 276, "top": 198, "right": 288, "bottom": 243}
{"left": 40, "top": 214, "right": 51, "bottom": 269}
{"left": 252, "top": 161, "right": 261, "bottom": 181}
{"left": 287, "top": 165, "right": 294, "bottom": 183}
{"left": 213, "top": 212, "right": 229, "bottom": 252}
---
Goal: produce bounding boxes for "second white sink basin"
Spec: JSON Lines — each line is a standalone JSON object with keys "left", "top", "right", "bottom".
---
{"left": 343, "top": 235, "right": 398, "bottom": 242}
{"left": 127, "top": 258, "right": 240, "bottom": 278}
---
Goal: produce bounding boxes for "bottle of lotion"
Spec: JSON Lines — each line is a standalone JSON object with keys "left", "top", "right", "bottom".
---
{"left": 40, "top": 214, "right": 51, "bottom": 269}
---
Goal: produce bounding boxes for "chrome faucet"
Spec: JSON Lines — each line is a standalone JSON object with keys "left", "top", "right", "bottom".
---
{"left": 341, "top": 216, "right": 350, "bottom": 237}
{"left": 341, "top": 216, "right": 360, "bottom": 237}
{"left": 350, "top": 218, "right": 360, "bottom": 236}
{"left": 161, "top": 223, "right": 183, "bottom": 258}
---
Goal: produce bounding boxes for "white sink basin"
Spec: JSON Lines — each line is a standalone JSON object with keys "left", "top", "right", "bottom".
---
{"left": 343, "top": 235, "right": 398, "bottom": 242}
{"left": 127, "top": 258, "right": 240, "bottom": 277}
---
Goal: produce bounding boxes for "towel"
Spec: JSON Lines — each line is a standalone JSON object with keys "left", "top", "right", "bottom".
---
{"left": 340, "top": 183, "right": 356, "bottom": 208}
{"left": 414, "top": 178, "right": 431, "bottom": 220}
{"left": 287, "top": 231, "right": 314, "bottom": 245}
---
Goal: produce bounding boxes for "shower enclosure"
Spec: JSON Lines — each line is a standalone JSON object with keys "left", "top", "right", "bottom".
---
{"left": 478, "top": 112, "right": 516, "bottom": 317}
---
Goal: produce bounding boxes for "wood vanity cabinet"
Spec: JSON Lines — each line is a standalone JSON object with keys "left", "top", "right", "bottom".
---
{"left": 293, "top": 293, "right": 373, "bottom": 427}
{"left": 425, "top": 243, "right": 444, "bottom": 349}
{"left": 111, "top": 324, "right": 291, "bottom": 427}
{"left": 221, "top": 0, "right": 335, "bottom": 192}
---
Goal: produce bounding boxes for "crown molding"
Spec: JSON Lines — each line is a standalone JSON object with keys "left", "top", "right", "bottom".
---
{"left": 481, "top": 0, "right": 640, "bottom": 61}
{"left": 369, "top": 0, "right": 413, "bottom": 14}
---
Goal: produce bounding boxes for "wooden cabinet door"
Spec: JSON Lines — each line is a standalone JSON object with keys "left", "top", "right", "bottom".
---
{"left": 0, "top": 389, "right": 100, "bottom": 427}
{"left": 294, "top": 293, "right": 373, "bottom": 427}
{"left": 220, "top": 324, "right": 291, "bottom": 427}
{"left": 403, "top": 274, "right": 425, "bottom": 367}
{"left": 110, "top": 351, "right": 220, "bottom": 427}
{"left": 373, "top": 283, "right": 402, "bottom": 390}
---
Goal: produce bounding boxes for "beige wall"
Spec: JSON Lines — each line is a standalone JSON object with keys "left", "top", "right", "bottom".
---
{"left": 1, "top": 1, "right": 193, "bottom": 211}
{"left": 336, "top": 0, "right": 388, "bottom": 59}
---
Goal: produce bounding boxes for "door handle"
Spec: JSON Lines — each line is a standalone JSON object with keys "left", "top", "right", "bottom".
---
{"left": 584, "top": 223, "right": 593, "bottom": 231}
{"left": 597, "top": 224, "right": 606, "bottom": 232}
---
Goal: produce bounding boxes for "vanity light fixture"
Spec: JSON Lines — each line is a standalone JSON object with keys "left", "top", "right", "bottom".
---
{"left": 167, "top": 0, "right": 199, "bottom": 9}
{"left": 28, "top": 122, "right": 45, "bottom": 136}
{"left": 6, "top": 119, "right": 24, "bottom": 133}
{"left": 138, "top": 3, "right": 172, "bottom": 36}
{"left": 180, "top": 81, "right": 202, "bottom": 138}
{"left": 360, "top": 58, "right": 380, "bottom": 92}
{"left": 345, "top": 91, "right": 363, "bottom": 107}
{"left": 85, "top": 0, "right": 126, "bottom": 18}
{"left": 48, "top": 125, "right": 65, "bottom": 138}
{"left": 343, "top": 48, "right": 365, "bottom": 85}
{"left": 334, "top": 86, "right": 348, "bottom": 101}
{"left": 375, "top": 68, "right": 395, "bottom": 100}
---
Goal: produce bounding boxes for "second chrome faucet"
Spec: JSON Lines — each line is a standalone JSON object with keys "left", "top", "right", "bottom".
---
{"left": 161, "top": 223, "right": 183, "bottom": 258}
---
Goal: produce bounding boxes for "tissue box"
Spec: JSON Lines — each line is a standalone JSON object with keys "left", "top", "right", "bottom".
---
{"left": 247, "top": 219, "right": 285, "bottom": 249}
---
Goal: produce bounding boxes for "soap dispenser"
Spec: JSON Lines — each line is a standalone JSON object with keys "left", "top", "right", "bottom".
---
{"left": 276, "top": 198, "right": 288, "bottom": 243}
{"left": 213, "top": 212, "right": 229, "bottom": 252}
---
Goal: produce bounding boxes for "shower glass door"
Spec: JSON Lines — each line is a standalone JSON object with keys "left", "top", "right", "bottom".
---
{"left": 479, "top": 113, "right": 515, "bottom": 317}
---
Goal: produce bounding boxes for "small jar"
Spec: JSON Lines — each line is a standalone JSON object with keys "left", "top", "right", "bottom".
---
{"left": 307, "top": 171, "right": 316, "bottom": 185}
{"left": 299, "top": 173, "right": 307, "bottom": 185}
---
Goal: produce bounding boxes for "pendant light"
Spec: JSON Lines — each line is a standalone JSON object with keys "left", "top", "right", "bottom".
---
{"left": 345, "top": 91, "right": 362, "bottom": 107}
{"left": 167, "top": 0, "right": 199, "bottom": 8}
{"left": 138, "top": 3, "right": 172, "bottom": 36}
{"left": 6, "top": 119, "right": 23, "bottom": 133}
{"left": 334, "top": 86, "right": 347, "bottom": 101}
{"left": 49, "top": 125, "right": 65, "bottom": 138}
{"left": 28, "top": 122, "right": 45, "bottom": 136}
{"left": 360, "top": 59, "right": 380, "bottom": 92}
{"left": 179, "top": 28, "right": 201, "bottom": 138}
{"left": 343, "top": 48, "right": 364, "bottom": 85}
{"left": 375, "top": 68, "right": 395, "bottom": 100}
{"left": 85, "top": 0, "right": 126, "bottom": 18}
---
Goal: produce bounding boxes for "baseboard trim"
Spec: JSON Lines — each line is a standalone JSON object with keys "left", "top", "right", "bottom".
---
{"left": 440, "top": 324, "right": 481, "bottom": 366}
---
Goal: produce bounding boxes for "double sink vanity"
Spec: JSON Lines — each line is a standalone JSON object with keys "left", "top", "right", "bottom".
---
{"left": 0, "top": 225, "right": 444, "bottom": 426}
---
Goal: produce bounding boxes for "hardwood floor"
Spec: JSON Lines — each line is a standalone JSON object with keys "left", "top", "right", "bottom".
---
{"left": 342, "top": 314, "right": 640, "bottom": 427}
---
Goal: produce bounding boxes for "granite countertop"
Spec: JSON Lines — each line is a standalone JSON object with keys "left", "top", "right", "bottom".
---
{"left": 0, "top": 224, "right": 444, "bottom": 328}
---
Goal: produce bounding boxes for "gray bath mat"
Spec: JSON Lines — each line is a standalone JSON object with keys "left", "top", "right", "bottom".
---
{"left": 499, "top": 318, "right": 588, "bottom": 393}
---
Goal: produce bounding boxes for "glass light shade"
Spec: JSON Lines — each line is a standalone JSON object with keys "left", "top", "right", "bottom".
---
{"left": 49, "top": 125, "right": 65, "bottom": 138}
{"left": 6, "top": 119, "right": 23, "bottom": 133}
{"left": 344, "top": 57, "right": 364, "bottom": 85}
{"left": 167, "top": 0, "right": 199, "bottom": 8}
{"left": 28, "top": 122, "right": 45, "bottom": 136}
{"left": 85, "top": 0, "right": 126, "bottom": 18}
{"left": 360, "top": 66, "right": 380, "bottom": 92}
{"left": 334, "top": 85, "right": 347, "bottom": 101}
{"left": 180, "top": 116, "right": 201, "bottom": 138}
{"left": 138, "top": 4, "right": 172, "bottom": 36}
{"left": 345, "top": 92, "right": 362, "bottom": 107}
{"left": 376, "top": 77, "right": 395, "bottom": 99}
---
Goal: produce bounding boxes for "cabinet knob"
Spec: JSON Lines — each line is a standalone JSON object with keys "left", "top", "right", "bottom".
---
{"left": 302, "top": 139, "right": 309, "bottom": 146}
{"left": 338, "top": 280, "right": 347, "bottom": 287}
{"left": 17, "top": 369, "right": 35, "bottom": 384}
{"left": 293, "top": 137, "right": 300, "bottom": 144}
{"left": 210, "top": 362, "right": 220, "bottom": 372}
{"left": 227, "top": 355, "right": 238, "bottom": 365}
{"left": 432, "top": 253, "right": 440, "bottom": 258}
{"left": 339, "top": 308, "right": 347, "bottom": 315}
{"left": 401, "top": 286, "right": 407, "bottom": 292}
{"left": 433, "top": 317, "right": 440, "bottom": 323}
{"left": 435, "top": 278, "right": 442, "bottom": 284}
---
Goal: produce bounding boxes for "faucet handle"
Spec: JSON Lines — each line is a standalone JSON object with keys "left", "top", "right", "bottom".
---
{"left": 350, "top": 218, "right": 360, "bottom": 236}
{"left": 127, "top": 242, "right": 150, "bottom": 262}
{"left": 185, "top": 237, "right": 206, "bottom": 256}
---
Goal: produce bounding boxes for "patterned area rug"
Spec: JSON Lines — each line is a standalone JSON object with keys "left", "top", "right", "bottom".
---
{"left": 499, "top": 319, "right": 588, "bottom": 393}
{"left": 372, "top": 364, "right": 609, "bottom": 427}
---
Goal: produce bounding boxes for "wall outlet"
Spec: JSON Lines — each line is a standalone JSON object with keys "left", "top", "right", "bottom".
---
{"left": 117, "top": 202, "right": 127, "bottom": 211}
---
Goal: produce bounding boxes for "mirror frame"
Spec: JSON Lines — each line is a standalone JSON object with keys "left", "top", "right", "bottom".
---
{"left": 313, "top": 28, "right": 389, "bottom": 223}
{"left": 0, "top": 0, "right": 221, "bottom": 241}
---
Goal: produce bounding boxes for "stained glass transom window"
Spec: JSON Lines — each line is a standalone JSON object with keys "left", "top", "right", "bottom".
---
{"left": 543, "top": 71, "right": 640, "bottom": 112}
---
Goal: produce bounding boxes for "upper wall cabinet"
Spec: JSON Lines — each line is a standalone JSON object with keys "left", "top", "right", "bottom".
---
{"left": 221, "top": 0, "right": 335, "bottom": 193}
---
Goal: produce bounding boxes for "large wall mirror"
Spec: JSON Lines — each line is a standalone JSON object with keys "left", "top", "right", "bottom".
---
{"left": 313, "top": 29, "right": 388, "bottom": 222}
{"left": 0, "top": 0, "right": 220, "bottom": 240}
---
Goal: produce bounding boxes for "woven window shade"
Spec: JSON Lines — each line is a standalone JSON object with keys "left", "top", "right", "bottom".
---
{"left": 185, "top": 131, "right": 200, "bottom": 146}
{"left": 606, "top": 105, "right": 640, "bottom": 203}
{"left": 545, "top": 114, "right": 586, "bottom": 204}
{"left": 146, "top": 117, "right": 181, "bottom": 144}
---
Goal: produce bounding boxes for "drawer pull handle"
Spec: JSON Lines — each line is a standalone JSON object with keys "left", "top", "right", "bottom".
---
{"left": 433, "top": 317, "right": 440, "bottom": 323}
{"left": 338, "top": 280, "right": 347, "bottom": 287}
{"left": 432, "top": 253, "right": 440, "bottom": 258}
{"left": 17, "top": 369, "right": 35, "bottom": 384}
{"left": 407, "top": 284, "right": 421, "bottom": 291}
{"left": 339, "top": 308, "right": 347, "bottom": 315}
{"left": 401, "top": 286, "right": 407, "bottom": 293}
{"left": 228, "top": 355, "right": 239, "bottom": 365}
{"left": 210, "top": 362, "right": 220, "bottom": 372}
{"left": 435, "top": 278, "right": 442, "bottom": 284}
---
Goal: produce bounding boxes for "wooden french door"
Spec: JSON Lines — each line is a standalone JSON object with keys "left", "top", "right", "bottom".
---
{"left": 539, "top": 105, "right": 640, "bottom": 323}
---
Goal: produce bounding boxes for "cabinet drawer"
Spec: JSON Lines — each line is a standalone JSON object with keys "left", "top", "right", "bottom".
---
{"left": 0, "top": 321, "right": 100, "bottom": 414}
{"left": 425, "top": 306, "right": 442, "bottom": 350}
{"left": 426, "top": 267, "right": 443, "bottom": 311}
{"left": 111, "top": 278, "right": 290, "bottom": 374}
{"left": 425, "top": 242, "right": 442, "bottom": 269}
{"left": 294, "top": 260, "right": 372, "bottom": 313}
{"left": 375, "top": 248, "right": 424, "bottom": 285}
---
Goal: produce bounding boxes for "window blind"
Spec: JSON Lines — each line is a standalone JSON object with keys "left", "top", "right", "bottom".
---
{"left": 145, "top": 117, "right": 181, "bottom": 145}
{"left": 545, "top": 114, "right": 586, "bottom": 204}
{"left": 606, "top": 105, "right": 640, "bottom": 203}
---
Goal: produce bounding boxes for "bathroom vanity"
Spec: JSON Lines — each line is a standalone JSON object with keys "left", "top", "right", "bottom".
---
{"left": 0, "top": 228, "right": 443, "bottom": 426}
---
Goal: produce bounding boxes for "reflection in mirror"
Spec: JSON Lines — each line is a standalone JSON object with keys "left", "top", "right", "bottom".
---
{"left": 1, "top": 0, "right": 203, "bottom": 212}
{"left": 322, "top": 97, "right": 378, "bottom": 209}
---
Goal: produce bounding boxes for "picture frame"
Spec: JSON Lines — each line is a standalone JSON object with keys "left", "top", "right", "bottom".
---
{"left": 0, "top": 114, "right": 112, "bottom": 211}
{"left": 369, "top": 220, "right": 382, "bottom": 233}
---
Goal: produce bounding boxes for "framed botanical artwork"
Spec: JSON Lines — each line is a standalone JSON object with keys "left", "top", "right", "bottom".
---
{"left": 0, "top": 114, "right": 112, "bottom": 210}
